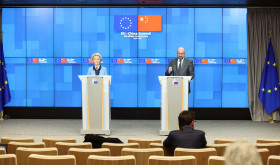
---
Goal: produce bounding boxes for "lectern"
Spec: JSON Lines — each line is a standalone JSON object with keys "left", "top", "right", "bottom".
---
{"left": 158, "top": 76, "right": 192, "bottom": 135}
{"left": 79, "top": 75, "right": 111, "bottom": 135}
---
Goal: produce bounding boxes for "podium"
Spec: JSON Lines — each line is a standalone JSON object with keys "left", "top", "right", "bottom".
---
{"left": 158, "top": 76, "right": 192, "bottom": 135}
{"left": 79, "top": 75, "right": 111, "bottom": 135}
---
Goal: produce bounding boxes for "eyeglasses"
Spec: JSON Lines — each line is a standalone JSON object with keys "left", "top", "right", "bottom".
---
{"left": 177, "top": 53, "right": 185, "bottom": 55}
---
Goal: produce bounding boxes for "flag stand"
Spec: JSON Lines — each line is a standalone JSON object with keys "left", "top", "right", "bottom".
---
{"left": 0, "top": 32, "right": 4, "bottom": 120}
{"left": 266, "top": 112, "right": 280, "bottom": 123}
{"left": 0, "top": 111, "right": 4, "bottom": 121}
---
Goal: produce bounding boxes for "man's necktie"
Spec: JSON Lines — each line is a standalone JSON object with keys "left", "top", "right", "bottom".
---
{"left": 178, "top": 59, "right": 182, "bottom": 72}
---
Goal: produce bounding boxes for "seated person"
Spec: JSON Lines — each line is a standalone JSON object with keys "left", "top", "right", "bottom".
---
{"left": 87, "top": 53, "right": 107, "bottom": 76}
{"left": 163, "top": 111, "right": 207, "bottom": 154}
{"left": 224, "top": 141, "right": 262, "bottom": 165}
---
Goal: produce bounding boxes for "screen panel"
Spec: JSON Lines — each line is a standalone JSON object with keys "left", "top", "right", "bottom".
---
{"left": 167, "top": 8, "right": 194, "bottom": 58}
{"left": 195, "top": 8, "right": 222, "bottom": 58}
{"left": 166, "top": 57, "right": 195, "bottom": 108}
{"left": 194, "top": 58, "right": 222, "bottom": 107}
{"left": 81, "top": 58, "right": 110, "bottom": 75}
{"left": 222, "top": 59, "right": 248, "bottom": 107}
{"left": 138, "top": 8, "right": 167, "bottom": 58}
{"left": 5, "top": 58, "right": 27, "bottom": 106}
{"left": 54, "top": 58, "right": 82, "bottom": 107}
{"left": 110, "top": 58, "right": 137, "bottom": 107}
{"left": 223, "top": 8, "right": 247, "bottom": 58}
{"left": 54, "top": 8, "right": 82, "bottom": 58}
{"left": 138, "top": 58, "right": 166, "bottom": 107}
{"left": 26, "top": 8, "right": 54, "bottom": 58}
{"left": 82, "top": 8, "right": 110, "bottom": 58}
{"left": 2, "top": 8, "right": 26, "bottom": 58}
{"left": 110, "top": 8, "right": 138, "bottom": 58}
{"left": 26, "top": 58, "right": 54, "bottom": 106}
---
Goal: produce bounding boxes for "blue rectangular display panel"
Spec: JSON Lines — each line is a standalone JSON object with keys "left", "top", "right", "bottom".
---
{"left": 5, "top": 58, "right": 27, "bottom": 106}
{"left": 222, "top": 59, "right": 248, "bottom": 107}
{"left": 167, "top": 58, "right": 195, "bottom": 107}
{"left": 223, "top": 8, "right": 247, "bottom": 58}
{"left": 138, "top": 8, "right": 166, "bottom": 57}
{"left": 195, "top": 8, "right": 222, "bottom": 58}
{"left": 110, "top": 8, "right": 138, "bottom": 57}
{"left": 110, "top": 58, "right": 137, "bottom": 107}
{"left": 167, "top": 8, "right": 194, "bottom": 58}
{"left": 194, "top": 58, "right": 222, "bottom": 107}
{"left": 54, "top": 58, "right": 81, "bottom": 107}
{"left": 26, "top": 8, "right": 54, "bottom": 58}
{"left": 82, "top": 8, "right": 110, "bottom": 58}
{"left": 2, "top": 8, "right": 26, "bottom": 58}
{"left": 27, "top": 58, "right": 54, "bottom": 106}
{"left": 138, "top": 58, "right": 167, "bottom": 107}
{"left": 54, "top": 8, "right": 81, "bottom": 58}
{"left": 81, "top": 58, "right": 110, "bottom": 75}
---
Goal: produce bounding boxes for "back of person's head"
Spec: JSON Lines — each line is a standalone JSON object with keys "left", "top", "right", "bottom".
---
{"left": 224, "top": 141, "right": 262, "bottom": 165}
{"left": 178, "top": 110, "right": 195, "bottom": 127}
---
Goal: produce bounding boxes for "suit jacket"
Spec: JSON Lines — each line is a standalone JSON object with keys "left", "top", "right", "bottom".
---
{"left": 165, "top": 57, "right": 194, "bottom": 79}
{"left": 163, "top": 125, "right": 207, "bottom": 154}
{"left": 87, "top": 66, "right": 107, "bottom": 76}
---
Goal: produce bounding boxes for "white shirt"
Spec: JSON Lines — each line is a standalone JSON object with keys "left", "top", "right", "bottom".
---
{"left": 177, "top": 58, "right": 184, "bottom": 69}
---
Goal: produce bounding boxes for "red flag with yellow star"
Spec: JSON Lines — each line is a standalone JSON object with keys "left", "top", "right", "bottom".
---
{"left": 138, "top": 15, "right": 162, "bottom": 31}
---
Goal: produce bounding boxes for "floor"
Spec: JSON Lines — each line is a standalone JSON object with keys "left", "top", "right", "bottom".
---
{"left": 0, "top": 119, "right": 279, "bottom": 144}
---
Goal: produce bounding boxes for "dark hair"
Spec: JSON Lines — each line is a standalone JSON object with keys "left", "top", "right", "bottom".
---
{"left": 178, "top": 110, "right": 195, "bottom": 127}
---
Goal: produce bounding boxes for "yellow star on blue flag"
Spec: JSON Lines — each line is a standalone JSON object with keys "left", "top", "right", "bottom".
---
{"left": 1, "top": 41, "right": 11, "bottom": 112}
{"left": 258, "top": 38, "right": 280, "bottom": 114}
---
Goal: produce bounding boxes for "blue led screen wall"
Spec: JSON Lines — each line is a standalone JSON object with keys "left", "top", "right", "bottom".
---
{"left": 54, "top": 8, "right": 82, "bottom": 58}
{"left": 3, "top": 8, "right": 248, "bottom": 108}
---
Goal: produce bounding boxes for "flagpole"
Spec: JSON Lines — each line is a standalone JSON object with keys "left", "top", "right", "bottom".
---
{"left": 266, "top": 114, "right": 280, "bottom": 123}
{"left": 270, "top": 31, "right": 280, "bottom": 123}
{"left": 265, "top": 31, "right": 279, "bottom": 123}
{"left": 0, "top": 31, "right": 3, "bottom": 120}
{"left": 0, "top": 111, "right": 4, "bottom": 120}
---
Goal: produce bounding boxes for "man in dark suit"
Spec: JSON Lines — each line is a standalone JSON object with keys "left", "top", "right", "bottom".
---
{"left": 165, "top": 47, "right": 194, "bottom": 79}
{"left": 163, "top": 111, "right": 207, "bottom": 155}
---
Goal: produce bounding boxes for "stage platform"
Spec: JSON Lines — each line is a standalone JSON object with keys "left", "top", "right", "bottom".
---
{"left": 0, "top": 119, "right": 279, "bottom": 144}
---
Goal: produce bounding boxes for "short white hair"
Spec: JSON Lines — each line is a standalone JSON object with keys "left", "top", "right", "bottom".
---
{"left": 91, "top": 53, "right": 102, "bottom": 62}
{"left": 224, "top": 141, "right": 262, "bottom": 165}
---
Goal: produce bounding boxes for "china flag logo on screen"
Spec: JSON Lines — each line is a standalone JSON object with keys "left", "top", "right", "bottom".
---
{"left": 138, "top": 15, "right": 162, "bottom": 31}
{"left": 61, "top": 59, "right": 67, "bottom": 63}
{"left": 145, "top": 59, "right": 151, "bottom": 63}
{"left": 117, "top": 59, "right": 124, "bottom": 63}
{"left": 202, "top": 59, "right": 208, "bottom": 63}
{"left": 32, "top": 58, "right": 39, "bottom": 63}
{"left": 230, "top": 59, "right": 237, "bottom": 63}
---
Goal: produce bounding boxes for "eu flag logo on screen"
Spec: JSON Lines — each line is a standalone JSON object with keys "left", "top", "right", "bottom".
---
{"left": 258, "top": 38, "right": 280, "bottom": 114}
{"left": 0, "top": 42, "right": 11, "bottom": 112}
{"left": 114, "top": 15, "right": 138, "bottom": 32}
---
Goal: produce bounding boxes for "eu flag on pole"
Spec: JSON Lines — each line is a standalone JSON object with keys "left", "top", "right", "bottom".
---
{"left": 0, "top": 41, "right": 11, "bottom": 112}
{"left": 258, "top": 38, "right": 280, "bottom": 114}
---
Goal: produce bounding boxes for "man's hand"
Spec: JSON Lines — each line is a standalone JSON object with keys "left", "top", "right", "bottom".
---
{"left": 168, "top": 67, "right": 172, "bottom": 73}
